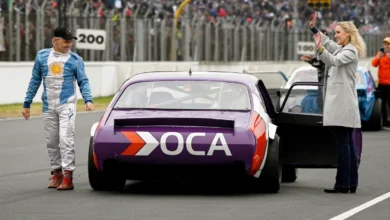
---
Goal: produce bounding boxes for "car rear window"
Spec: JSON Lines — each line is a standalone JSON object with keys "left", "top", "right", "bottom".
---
{"left": 113, "top": 81, "right": 251, "bottom": 110}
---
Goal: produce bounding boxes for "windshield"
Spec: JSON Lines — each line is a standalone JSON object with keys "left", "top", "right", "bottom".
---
{"left": 114, "top": 81, "right": 251, "bottom": 110}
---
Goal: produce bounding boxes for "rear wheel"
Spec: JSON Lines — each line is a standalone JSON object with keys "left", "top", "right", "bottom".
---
{"left": 252, "top": 134, "right": 281, "bottom": 193}
{"left": 88, "top": 137, "right": 126, "bottom": 191}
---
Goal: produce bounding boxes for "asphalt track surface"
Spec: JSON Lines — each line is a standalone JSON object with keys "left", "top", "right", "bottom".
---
{"left": 0, "top": 112, "right": 389, "bottom": 220}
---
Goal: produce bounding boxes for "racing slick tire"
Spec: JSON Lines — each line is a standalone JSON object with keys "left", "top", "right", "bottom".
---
{"left": 363, "top": 97, "right": 382, "bottom": 131}
{"left": 88, "top": 137, "right": 126, "bottom": 191}
{"left": 252, "top": 134, "right": 282, "bottom": 193}
{"left": 281, "top": 166, "right": 297, "bottom": 183}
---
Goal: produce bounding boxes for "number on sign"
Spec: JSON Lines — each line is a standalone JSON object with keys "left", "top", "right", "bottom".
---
{"left": 298, "top": 45, "right": 314, "bottom": 52}
{"left": 78, "top": 34, "right": 105, "bottom": 44}
{"left": 76, "top": 29, "right": 106, "bottom": 50}
{"left": 304, "top": 45, "right": 314, "bottom": 51}
{"left": 297, "top": 42, "right": 316, "bottom": 55}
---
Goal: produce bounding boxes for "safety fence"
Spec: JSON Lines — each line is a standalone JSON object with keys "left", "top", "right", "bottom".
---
{"left": 0, "top": 2, "right": 388, "bottom": 62}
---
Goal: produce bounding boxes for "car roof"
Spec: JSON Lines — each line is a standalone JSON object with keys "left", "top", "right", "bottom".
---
{"left": 293, "top": 65, "right": 317, "bottom": 72}
{"left": 122, "top": 71, "right": 259, "bottom": 87}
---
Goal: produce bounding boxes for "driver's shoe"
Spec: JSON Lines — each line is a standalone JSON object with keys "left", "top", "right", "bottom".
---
{"left": 48, "top": 168, "right": 63, "bottom": 188}
{"left": 57, "top": 170, "right": 74, "bottom": 190}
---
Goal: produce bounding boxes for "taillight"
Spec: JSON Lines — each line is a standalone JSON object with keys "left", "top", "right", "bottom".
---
{"left": 249, "top": 112, "right": 267, "bottom": 176}
{"left": 93, "top": 151, "right": 99, "bottom": 171}
{"left": 93, "top": 115, "right": 104, "bottom": 171}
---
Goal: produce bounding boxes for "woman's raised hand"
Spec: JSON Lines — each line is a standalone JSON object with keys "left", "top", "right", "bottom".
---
{"left": 309, "top": 11, "right": 318, "bottom": 29}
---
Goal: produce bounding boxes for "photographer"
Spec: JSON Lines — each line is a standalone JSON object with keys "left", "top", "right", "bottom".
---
{"left": 371, "top": 37, "right": 390, "bottom": 129}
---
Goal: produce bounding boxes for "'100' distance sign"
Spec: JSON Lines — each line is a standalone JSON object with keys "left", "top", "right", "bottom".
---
{"left": 297, "top": 41, "right": 316, "bottom": 56}
{"left": 75, "top": 29, "right": 106, "bottom": 50}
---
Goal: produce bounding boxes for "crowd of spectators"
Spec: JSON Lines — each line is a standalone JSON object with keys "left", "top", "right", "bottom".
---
{"left": 0, "top": 0, "right": 389, "bottom": 61}
{"left": 89, "top": 0, "right": 390, "bottom": 33}
{"left": 3, "top": 0, "right": 390, "bottom": 33}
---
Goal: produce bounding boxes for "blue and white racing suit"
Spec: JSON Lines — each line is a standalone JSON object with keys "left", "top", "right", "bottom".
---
{"left": 23, "top": 48, "right": 93, "bottom": 171}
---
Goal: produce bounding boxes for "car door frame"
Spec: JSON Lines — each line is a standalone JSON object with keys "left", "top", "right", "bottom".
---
{"left": 256, "top": 80, "right": 338, "bottom": 169}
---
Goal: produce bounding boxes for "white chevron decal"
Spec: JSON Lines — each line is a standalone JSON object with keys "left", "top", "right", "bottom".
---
{"left": 135, "top": 131, "right": 159, "bottom": 156}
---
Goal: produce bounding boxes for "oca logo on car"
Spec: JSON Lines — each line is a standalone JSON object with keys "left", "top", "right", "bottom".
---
{"left": 121, "top": 131, "right": 232, "bottom": 156}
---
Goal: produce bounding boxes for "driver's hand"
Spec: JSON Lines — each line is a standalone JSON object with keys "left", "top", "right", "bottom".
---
{"left": 22, "top": 108, "right": 30, "bottom": 120}
{"left": 85, "top": 102, "right": 94, "bottom": 111}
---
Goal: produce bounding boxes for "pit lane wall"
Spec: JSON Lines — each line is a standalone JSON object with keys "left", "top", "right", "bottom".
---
{"left": 0, "top": 58, "right": 377, "bottom": 105}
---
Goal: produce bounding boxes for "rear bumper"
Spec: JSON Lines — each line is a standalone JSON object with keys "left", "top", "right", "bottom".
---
{"left": 102, "top": 159, "right": 248, "bottom": 181}
{"left": 96, "top": 154, "right": 254, "bottom": 178}
{"left": 93, "top": 141, "right": 256, "bottom": 180}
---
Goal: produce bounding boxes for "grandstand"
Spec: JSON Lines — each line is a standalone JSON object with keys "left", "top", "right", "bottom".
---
{"left": 0, "top": 0, "right": 389, "bottom": 62}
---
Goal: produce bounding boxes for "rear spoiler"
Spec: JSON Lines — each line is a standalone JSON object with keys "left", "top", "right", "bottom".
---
{"left": 114, "top": 117, "right": 235, "bottom": 129}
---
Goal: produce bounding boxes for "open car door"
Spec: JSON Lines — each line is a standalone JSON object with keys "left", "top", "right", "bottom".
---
{"left": 257, "top": 80, "right": 338, "bottom": 168}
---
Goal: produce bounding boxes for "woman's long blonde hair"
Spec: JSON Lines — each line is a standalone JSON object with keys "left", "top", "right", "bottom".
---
{"left": 337, "top": 21, "right": 367, "bottom": 58}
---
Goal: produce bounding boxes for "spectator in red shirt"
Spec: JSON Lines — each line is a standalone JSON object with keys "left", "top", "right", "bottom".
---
{"left": 371, "top": 37, "right": 390, "bottom": 128}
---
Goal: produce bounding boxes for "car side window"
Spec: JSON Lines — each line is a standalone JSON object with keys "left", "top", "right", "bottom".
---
{"left": 249, "top": 83, "right": 266, "bottom": 109}
{"left": 257, "top": 92, "right": 267, "bottom": 113}
{"left": 253, "top": 81, "right": 276, "bottom": 118}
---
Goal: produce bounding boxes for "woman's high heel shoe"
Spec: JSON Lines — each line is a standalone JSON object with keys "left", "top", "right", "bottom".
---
{"left": 350, "top": 186, "right": 357, "bottom": 193}
{"left": 324, "top": 187, "right": 350, "bottom": 193}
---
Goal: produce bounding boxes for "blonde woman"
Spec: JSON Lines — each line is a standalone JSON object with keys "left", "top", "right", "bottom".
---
{"left": 309, "top": 12, "right": 367, "bottom": 194}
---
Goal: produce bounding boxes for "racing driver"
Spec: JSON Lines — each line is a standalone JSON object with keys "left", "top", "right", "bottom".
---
{"left": 22, "top": 27, "right": 94, "bottom": 190}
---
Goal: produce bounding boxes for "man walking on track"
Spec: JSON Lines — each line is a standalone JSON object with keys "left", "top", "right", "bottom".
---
{"left": 22, "top": 27, "right": 94, "bottom": 190}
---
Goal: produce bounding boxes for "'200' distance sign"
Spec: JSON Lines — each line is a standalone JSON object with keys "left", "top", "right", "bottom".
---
{"left": 76, "top": 29, "right": 106, "bottom": 50}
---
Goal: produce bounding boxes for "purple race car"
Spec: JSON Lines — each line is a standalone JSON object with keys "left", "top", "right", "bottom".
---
{"left": 88, "top": 71, "right": 339, "bottom": 193}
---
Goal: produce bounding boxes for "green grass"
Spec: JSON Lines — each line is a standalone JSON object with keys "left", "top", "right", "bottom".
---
{"left": 0, "top": 95, "right": 114, "bottom": 119}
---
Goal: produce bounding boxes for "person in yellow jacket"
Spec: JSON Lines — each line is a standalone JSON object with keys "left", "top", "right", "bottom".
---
{"left": 371, "top": 37, "right": 390, "bottom": 128}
